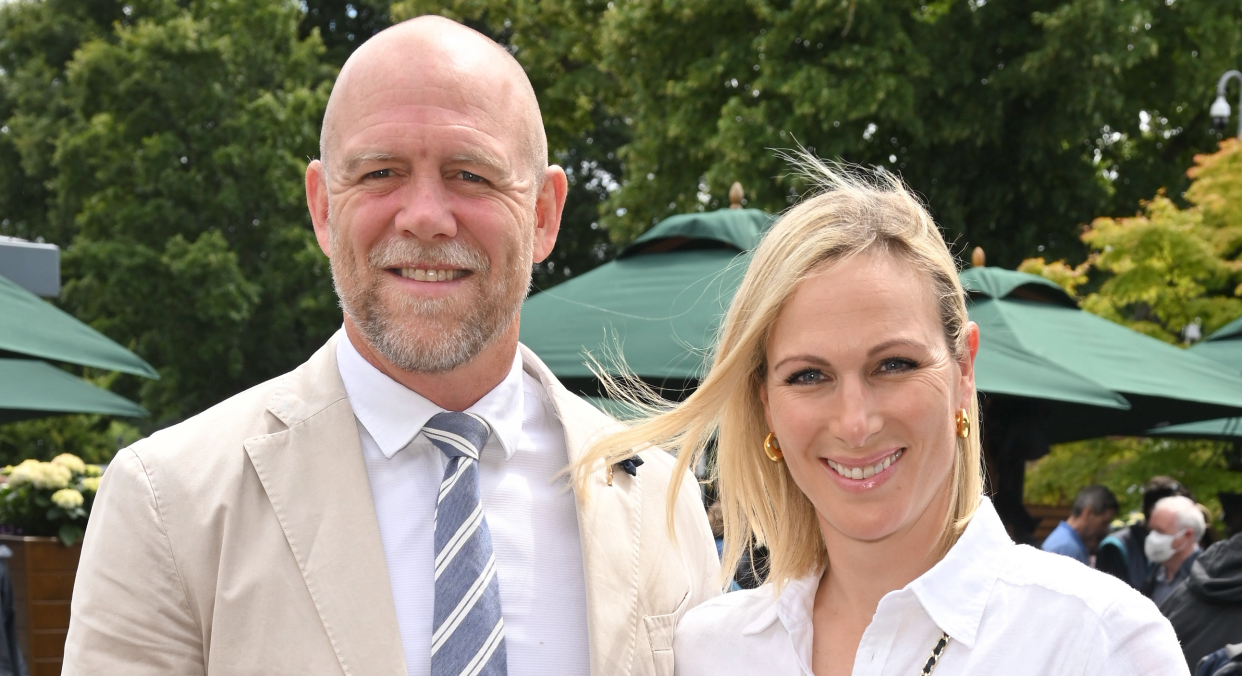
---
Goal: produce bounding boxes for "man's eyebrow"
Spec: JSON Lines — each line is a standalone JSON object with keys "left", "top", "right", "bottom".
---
{"left": 339, "top": 151, "right": 399, "bottom": 176}
{"left": 446, "top": 151, "right": 510, "bottom": 174}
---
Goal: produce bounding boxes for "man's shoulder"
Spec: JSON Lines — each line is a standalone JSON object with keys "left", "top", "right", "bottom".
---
{"left": 1040, "top": 523, "right": 1085, "bottom": 558}
{"left": 126, "top": 340, "right": 343, "bottom": 477}
{"left": 128, "top": 371, "right": 293, "bottom": 468}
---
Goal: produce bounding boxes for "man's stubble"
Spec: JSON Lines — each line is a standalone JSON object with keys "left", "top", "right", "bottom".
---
{"left": 329, "top": 217, "right": 534, "bottom": 374}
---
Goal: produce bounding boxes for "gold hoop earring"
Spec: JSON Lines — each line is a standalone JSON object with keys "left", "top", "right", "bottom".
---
{"left": 763, "top": 432, "right": 783, "bottom": 462}
{"left": 955, "top": 409, "right": 970, "bottom": 439}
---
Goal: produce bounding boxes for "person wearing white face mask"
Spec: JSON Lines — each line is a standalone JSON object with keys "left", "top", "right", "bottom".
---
{"left": 1144, "top": 496, "right": 1205, "bottom": 606}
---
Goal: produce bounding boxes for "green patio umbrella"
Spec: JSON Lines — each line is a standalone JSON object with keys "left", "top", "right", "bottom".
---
{"left": 1190, "top": 315, "right": 1242, "bottom": 376}
{"left": 963, "top": 267, "right": 1242, "bottom": 445}
{"left": 0, "top": 273, "right": 157, "bottom": 378}
{"left": 522, "top": 210, "right": 1136, "bottom": 415}
{"left": 520, "top": 208, "right": 770, "bottom": 390}
{"left": 1148, "top": 316, "right": 1242, "bottom": 440}
{"left": 0, "top": 359, "right": 149, "bottom": 424}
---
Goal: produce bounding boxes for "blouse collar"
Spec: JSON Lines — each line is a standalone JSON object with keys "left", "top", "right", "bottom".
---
{"left": 743, "top": 497, "right": 1012, "bottom": 661}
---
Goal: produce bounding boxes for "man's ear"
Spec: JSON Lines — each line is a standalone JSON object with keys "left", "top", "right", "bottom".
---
{"left": 532, "top": 165, "right": 568, "bottom": 263}
{"left": 307, "top": 160, "right": 331, "bottom": 256}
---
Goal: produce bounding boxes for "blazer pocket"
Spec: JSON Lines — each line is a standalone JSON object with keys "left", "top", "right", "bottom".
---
{"left": 643, "top": 592, "right": 689, "bottom": 676}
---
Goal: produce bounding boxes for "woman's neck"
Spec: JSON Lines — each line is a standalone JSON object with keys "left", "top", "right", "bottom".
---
{"left": 810, "top": 487, "right": 955, "bottom": 675}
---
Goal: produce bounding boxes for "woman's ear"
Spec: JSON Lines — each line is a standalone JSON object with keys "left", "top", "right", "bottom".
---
{"left": 957, "top": 321, "right": 980, "bottom": 411}
{"left": 758, "top": 372, "right": 775, "bottom": 432}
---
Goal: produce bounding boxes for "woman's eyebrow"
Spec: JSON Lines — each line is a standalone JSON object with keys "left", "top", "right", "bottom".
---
{"left": 867, "top": 338, "right": 926, "bottom": 357}
{"left": 771, "top": 354, "right": 832, "bottom": 373}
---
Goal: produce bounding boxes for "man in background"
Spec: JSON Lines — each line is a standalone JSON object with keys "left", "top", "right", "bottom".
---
{"left": 1143, "top": 495, "right": 1205, "bottom": 606}
{"left": 1097, "top": 476, "right": 1189, "bottom": 588}
{"left": 1041, "top": 485, "right": 1118, "bottom": 564}
{"left": 1158, "top": 499, "right": 1242, "bottom": 671}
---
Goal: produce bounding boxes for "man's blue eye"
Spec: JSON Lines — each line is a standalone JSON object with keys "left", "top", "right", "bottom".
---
{"left": 460, "top": 171, "right": 484, "bottom": 183}
{"left": 366, "top": 169, "right": 391, "bottom": 179}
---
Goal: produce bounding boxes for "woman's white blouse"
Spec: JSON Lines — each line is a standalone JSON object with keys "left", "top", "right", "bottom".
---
{"left": 673, "top": 498, "right": 1188, "bottom": 675}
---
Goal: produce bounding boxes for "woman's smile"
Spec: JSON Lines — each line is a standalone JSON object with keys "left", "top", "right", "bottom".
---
{"left": 822, "top": 447, "right": 904, "bottom": 490}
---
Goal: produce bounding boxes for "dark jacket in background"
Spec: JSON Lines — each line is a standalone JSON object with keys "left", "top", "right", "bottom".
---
{"left": 1097, "top": 522, "right": 1152, "bottom": 589}
{"left": 1161, "top": 533, "right": 1242, "bottom": 671}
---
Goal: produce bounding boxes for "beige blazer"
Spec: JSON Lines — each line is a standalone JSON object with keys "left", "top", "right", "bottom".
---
{"left": 63, "top": 337, "right": 720, "bottom": 676}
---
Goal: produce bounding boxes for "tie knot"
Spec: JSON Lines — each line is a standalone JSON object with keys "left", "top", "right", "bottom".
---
{"left": 424, "top": 411, "right": 492, "bottom": 460}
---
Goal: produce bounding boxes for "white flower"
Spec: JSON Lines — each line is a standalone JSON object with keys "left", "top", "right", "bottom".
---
{"left": 51, "top": 454, "right": 87, "bottom": 475}
{"left": 51, "top": 488, "right": 84, "bottom": 509}
{"left": 80, "top": 477, "right": 101, "bottom": 493}
{"left": 83, "top": 464, "right": 103, "bottom": 478}
{"left": 6, "top": 459, "right": 43, "bottom": 488}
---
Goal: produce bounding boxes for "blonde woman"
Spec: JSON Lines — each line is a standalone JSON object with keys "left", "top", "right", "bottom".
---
{"left": 575, "top": 156, "right": 1186, "bottom": 675}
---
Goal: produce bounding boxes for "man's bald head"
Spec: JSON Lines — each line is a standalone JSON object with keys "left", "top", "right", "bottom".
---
{"left": 319, "top": 16, "right": 547, "bottom": 185}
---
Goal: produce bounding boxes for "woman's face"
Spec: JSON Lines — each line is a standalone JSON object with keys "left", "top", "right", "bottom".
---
{"left": 759, "top": 251, "right": 978, "bottom": 546}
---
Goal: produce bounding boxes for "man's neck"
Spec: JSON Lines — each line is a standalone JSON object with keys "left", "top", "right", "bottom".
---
{"left": 343, "top": 317, "right": 521, "bottom": 411}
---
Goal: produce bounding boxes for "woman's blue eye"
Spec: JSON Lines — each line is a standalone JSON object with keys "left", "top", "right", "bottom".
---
{"left": 785, "top": 369, "right": 823, "bottom": 385}
{"left": 878, "top": 358, "right": 918, "bottom": 373}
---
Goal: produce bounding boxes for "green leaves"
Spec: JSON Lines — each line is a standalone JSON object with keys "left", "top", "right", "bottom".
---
{"left": 1, "top": 0, "right": 338, "bottom": 426}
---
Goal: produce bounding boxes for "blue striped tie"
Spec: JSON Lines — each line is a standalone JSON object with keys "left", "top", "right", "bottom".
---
{"left": 424, "top": 411, "right": 507, "bottom": 676}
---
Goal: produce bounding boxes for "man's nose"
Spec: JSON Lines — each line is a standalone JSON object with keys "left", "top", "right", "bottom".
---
{"left": 393, "top": 173, "right": 457, "bottom": 241}
{"left": 830, "top": 375, "right": 881, "bottom": 448}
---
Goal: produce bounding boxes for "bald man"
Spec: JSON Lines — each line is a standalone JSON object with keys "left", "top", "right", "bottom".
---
{"left": 63, "top": 17, "right": 719, "bottom": 676}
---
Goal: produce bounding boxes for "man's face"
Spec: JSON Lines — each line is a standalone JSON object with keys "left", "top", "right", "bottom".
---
{"left": 1148, "top": 507, "right": 1196, "bottom": 555}
{"left": 1080, "top": 508, "right": 1116, "bottom": 551}
{"left": 308, "top": 41, "right": 559, "bottom": 373}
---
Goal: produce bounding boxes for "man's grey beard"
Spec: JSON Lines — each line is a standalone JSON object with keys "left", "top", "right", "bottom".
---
{"left": 330, "top": 226, "right": 532, "bottom": 374}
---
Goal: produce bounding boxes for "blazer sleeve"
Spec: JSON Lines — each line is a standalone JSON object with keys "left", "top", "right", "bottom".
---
{"left": 63, "top": 447, "right": 206, "bottom": 676}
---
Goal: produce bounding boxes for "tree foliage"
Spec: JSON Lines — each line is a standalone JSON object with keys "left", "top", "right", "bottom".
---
{"left": 395, "top": 0, "right": 1242, "bottom": 268}
{"left": 1022, "top": 138, "right": 1242, "bottom": 343}
{"left": 1022, "top": 139, "right": 1242, "bottom": 518}
{"left": 0, "top": 0, "right": 339, "bottom": 426}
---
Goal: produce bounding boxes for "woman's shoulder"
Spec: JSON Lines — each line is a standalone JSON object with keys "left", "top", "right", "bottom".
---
{"left": 1000, "top": 544, "right": 1147, "bottom": 607}
{"left": 674, "top": 585, "right": 802, "bottom": 676}
{"left": 997, "top": 543, "right": 1175, "bottom": 638}
{"left": 677, "top": 584, "right": 780, "bottom": 637}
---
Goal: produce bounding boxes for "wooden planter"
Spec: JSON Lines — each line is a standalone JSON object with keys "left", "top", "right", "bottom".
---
{"left": 0, "top": 535, "right": 80, "bottom": 676}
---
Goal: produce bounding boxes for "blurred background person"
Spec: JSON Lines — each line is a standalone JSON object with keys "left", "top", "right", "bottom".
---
{"left": 1158, "top": 498, "right": 1242, "bottom": 672}
{"left": 1041, "top": 485, "right": 1118, "bottom": 564}
{"left": 1098, "top": 476, "right": 1189, "bottom": 589}
{"left": 1144, "top": 495, "right": 1205, "bottom": 606}
{"left": 1221, "top": 493, "right": 1242, "bottom": 539}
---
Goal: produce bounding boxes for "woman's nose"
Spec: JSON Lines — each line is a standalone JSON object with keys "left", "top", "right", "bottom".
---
{"left": 830, "top": 375, "right": 881, "bottom": 448}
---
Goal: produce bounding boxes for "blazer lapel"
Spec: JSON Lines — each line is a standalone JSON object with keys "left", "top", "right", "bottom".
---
{"left": 244, "top": 339, "right": 406, "bottom": 676}
{"left": 520, "top": 345, "right": 644, "bottom": 676}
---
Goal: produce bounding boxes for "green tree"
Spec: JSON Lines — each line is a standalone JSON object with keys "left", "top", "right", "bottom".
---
{"left": 595, "top": 0, "right": 1242, "bottom": 266}
{"left": 0, "top": 0, "right": 340, "bottom": 426}
{"left": 395, "top": 0, "right": 1242, "bottom": 267}
{"left": 1021, "top": 139, "right": 1242, "bottom": 520}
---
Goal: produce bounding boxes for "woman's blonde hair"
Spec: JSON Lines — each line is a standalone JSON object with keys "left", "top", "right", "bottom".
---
{"left": 572, "top": 152, "right": 984, "bottom": 589}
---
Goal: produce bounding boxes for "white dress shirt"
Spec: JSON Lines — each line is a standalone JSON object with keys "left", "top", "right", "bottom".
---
{"left": 336, "top": 331, "right": 590, "bottom": 676}
{"left": 673, "top": 498, "right": 1188, "bottom": 676}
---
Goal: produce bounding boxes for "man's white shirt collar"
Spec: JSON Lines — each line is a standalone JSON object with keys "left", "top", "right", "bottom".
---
{"left": 335, "top": 328, "right": 524, "bottom": 460}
